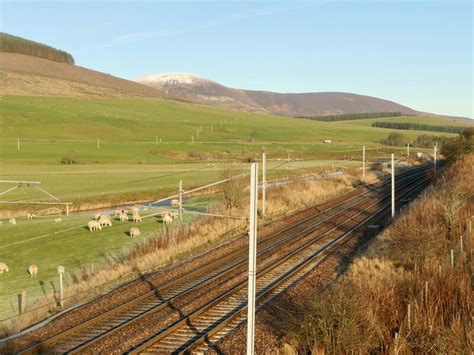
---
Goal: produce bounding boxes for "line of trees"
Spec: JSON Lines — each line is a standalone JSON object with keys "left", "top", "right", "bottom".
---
{"left": 372, "top": 121, "right": 466, "bottom": 134}
{"left": 0, "top": 32, "right": 75, "bottom": 64}
{"left": 294, "top": 112, "right": 406, "bottom": 122}
{"left": 381, "top": 132, "right": 447, "bottom": 148}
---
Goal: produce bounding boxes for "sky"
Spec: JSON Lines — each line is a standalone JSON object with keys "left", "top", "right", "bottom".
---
{"left": 1, "top": 0, "right": 473, "bottom": 118}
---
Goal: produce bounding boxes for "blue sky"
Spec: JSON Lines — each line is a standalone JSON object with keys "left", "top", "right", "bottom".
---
{"left": 2, "top": 1, "right": 473, "bottom": 118}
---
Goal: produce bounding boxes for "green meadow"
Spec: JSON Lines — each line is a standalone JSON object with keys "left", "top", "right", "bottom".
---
{"left": 0, "top": 95, "right": 461, "bottom": 320}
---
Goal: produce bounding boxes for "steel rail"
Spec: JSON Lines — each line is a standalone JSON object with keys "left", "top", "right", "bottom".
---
{"left": 131, "top": 174, "right": 429, "bottom": 354}
{"left": 19, "top": 166, "right": 431, "bottom": 354}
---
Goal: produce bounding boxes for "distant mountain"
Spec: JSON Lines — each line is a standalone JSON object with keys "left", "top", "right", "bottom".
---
{"left": 136, "top": 73, "right": 419, "bottom": 116}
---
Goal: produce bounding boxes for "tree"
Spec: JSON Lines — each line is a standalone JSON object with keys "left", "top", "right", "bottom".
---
{"left": 441, "top": 127, "right": 474, "bottom": 162}
{"left": 220, "top": 165, "right": 247, "bottom": 209}
{"left": 381, "top": 132, "right": 405, "bottom": 147}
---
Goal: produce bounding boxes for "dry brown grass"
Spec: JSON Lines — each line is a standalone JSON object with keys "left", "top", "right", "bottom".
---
{"left": 280, "top": 154, "right": 474, "bottom": 353}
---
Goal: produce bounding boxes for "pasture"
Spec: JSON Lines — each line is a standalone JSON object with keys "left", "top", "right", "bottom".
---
{"left": 0, "top": 95, "right": 459, "bottom": 322}
{"left": 0, "top": 204, "right": 202, "bottom": 319}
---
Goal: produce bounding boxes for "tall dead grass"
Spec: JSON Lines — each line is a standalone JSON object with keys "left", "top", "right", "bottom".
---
{"left": 281, "top": 154, "right": 474, "bottom": 353}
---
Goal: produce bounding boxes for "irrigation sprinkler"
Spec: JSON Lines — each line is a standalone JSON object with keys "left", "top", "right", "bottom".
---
{"left": 247, "top": 163, "right": 258, "bottom": 355}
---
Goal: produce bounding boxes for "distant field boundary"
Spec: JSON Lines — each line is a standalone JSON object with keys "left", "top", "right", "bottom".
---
{"left": 372, "top": 121, "right": 469, "bottom": 133}
{"left": 293, "top": 112, "right": 408, "bottom": 122}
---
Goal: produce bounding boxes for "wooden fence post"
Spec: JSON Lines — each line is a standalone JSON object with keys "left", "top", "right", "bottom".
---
{"left": 20, "top": 290, "right": 26, "bottom": 314}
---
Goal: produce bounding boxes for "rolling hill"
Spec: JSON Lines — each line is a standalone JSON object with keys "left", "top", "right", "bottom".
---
{"left": 135, "top": 72, "right": 419, "bottom": 117}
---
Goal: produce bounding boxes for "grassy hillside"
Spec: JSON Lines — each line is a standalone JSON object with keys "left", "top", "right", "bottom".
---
{"left": 0, "top": 96, "right": 455, "bottom": 208}
{"left": 0, "top": 33, "right": 74, "bottom": 64}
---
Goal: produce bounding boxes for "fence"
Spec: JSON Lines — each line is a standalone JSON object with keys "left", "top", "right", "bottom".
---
{"left": 392, "top": 218, "right": 472, "bottom": 354}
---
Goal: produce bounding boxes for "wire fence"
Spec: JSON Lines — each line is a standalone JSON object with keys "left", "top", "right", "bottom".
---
{"left": 393, "top": 218, "right": 472, "bottom": 353}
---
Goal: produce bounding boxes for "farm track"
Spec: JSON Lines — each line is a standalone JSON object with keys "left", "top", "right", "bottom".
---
{"left": 19, "top": 166, "right": 432, "bottom": 355}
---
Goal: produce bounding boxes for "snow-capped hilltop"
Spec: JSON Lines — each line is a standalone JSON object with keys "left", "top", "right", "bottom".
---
{"left": 135, "top": 72, "right": 418, "bottom": 116}
{"left": 135, "top": 72, "right": 214, "bottom": 85}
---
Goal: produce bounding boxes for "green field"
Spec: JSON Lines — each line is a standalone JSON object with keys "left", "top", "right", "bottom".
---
{"left": 0, "top": 96, "right": 455, "bottom": 207}
{"left": 0, "top": 95, "right": 461, "bottom": 322}
{"left": 0, "top": 204, "right": 206, "bottom": 319}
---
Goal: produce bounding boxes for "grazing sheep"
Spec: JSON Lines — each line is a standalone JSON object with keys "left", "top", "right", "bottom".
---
{"left": 9, "top": 218, "right": 16, "bottom": 225}
{"left": 170, "top": 211, "right": 179, "bottom": 219}
{"left": 132, "top": 213, "right": 142, "bottom": 223}
{"left": 55, "top": 218, "right": 62, "bottom": 223}
{"left": 114, "top": 209, "right": 121, "bottom": 216}
{"left": 163, "top": 214, "right": 173, "bottom": 225}
{"left": 170, "top": 199, "right": 180, "bottom": 207}
{"left": 0, "top": 262, "right": 9, "bottom": 273}
{"left": 161, "top": 210, "right": 171, "bottom": 218}
{"left": 28, "top": 264, "right": 38, "bottom": 277}
{"left": 98, "top": 214, "right": 111, "bottom": 222}
{"left": 95, "top": 212, "right": 102, "bottom": 220}
{"left": 26, "top": 213, "right": 36, "bottom": 220}
{"left": 87, "top": 220, "right": 102, "bottom": 232}
{"left": 129, "top": 227, "right": 141, "bottom": 238}
{"left": 119, "top": 213, "right": 128, "bottom": 222}
{"left": 99, "top": 217, "right": 112, "bottom": 227}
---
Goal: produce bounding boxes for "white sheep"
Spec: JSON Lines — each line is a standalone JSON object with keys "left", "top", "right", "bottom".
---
{"left": 169, "top": 211, "right": 179, "bottom": 219}
{"left": 94, "top": 213, "right": 102, "bottom": 220}
{"left": 88, "top": 220, "right": 102, "bottom": 231}
{"left": 132, "top": 213, "right": 142, "bottom": 223}
{"left": 171, "top": 199, "right": 180, "bottom": 207}
{"left": 26, "top": 213, "right": 34, "bottom": 220}
{"left": 28, "top": 264, "right": 38, "bottom": 277}
{"left": 163, "top": 214, "right": 173, "bottom": 225}
{"left": 99, "top": 217, "right": 112, "bottom": 227}
{"left": 0, "top": 262, "right": 9, "bottom": 273}
{"left": 55, "top": 218, "right": 62, "bottom": 223}
{"left": 9, "top": 218, "right": 16, "bottom": 225}
{"left": 161, "top": 210, "right": 171, "bottom": 218}
{"left": 119, "top": 213, "right": 128, "bottom": 222}
{"left": 129, "top": 227, "right": 141, "bottom": 238}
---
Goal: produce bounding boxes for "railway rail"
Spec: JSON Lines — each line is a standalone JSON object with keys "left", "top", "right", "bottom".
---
{"left": 20, "top": 165, "right": 433, "bottom": 354}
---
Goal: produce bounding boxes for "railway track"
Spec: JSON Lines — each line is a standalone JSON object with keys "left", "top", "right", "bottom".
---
{"left": 20, "top": 166, "right": 432, "bottom": 354}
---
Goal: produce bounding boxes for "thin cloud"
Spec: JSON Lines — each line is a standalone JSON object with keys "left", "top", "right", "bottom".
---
{"left": 76, "top": 2, "right": 320, "bottom": 54}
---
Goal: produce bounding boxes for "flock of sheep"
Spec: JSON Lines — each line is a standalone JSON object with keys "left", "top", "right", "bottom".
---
{"left": 0, "top": 262, "right": 38, "bottom": 277}
{"left": 0, "top": 199, "right": 182, "bottom": 278}
{"left": 88, "top": 199, "right": 181, "bottom": 238}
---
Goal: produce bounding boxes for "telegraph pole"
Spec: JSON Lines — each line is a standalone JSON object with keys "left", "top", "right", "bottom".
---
{"left": 58, "top": 265, "right": 65, "bottom": 308}
{"left": 391, "top": 153, "right": 395, "bottom": 218}
{"left": 434, "top": 144, "right": 437, "bottom": 176}
{"left": 362, "top": 145, "right": 366, "bottom": 181}
{"left": 407, "top": 143, "right": 410, "bottom": 165}
{"left": 247, "top": 163, "right": 258, "bottom": 355}
{"left": 262, "top": 153, "right": 266, "bottom": 217}
{"left": 178, "top": 179, "right": 183, "bottom": 221}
